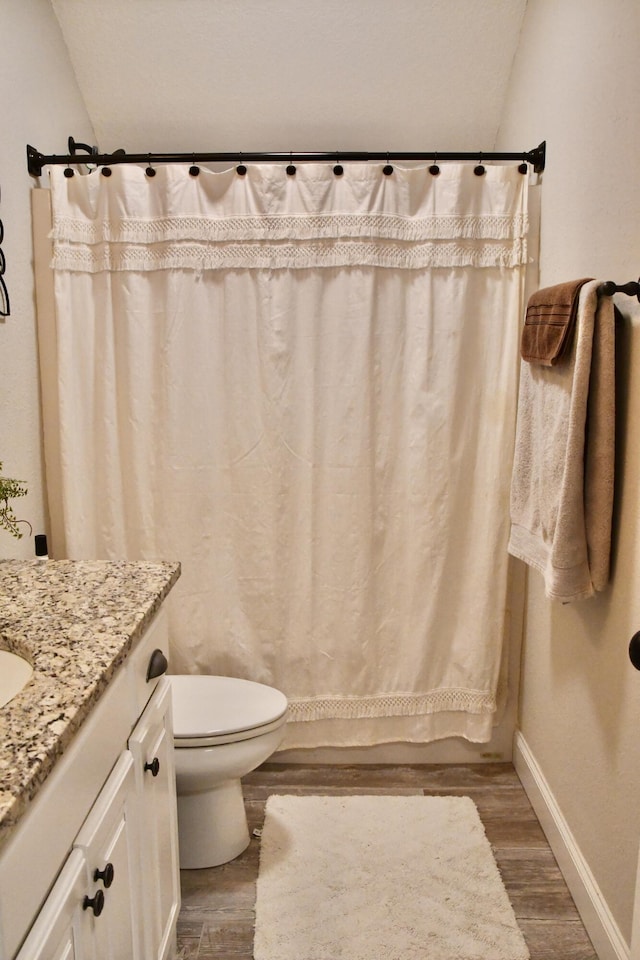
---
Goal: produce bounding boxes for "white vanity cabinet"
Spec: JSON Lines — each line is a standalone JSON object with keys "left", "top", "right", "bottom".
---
{"left": 8, "top": 851, "right": 92, "bottom": 960}
{"left": 17, "top": 753, "right": 142, "bottom": 960}
{"left": 72, "top": 751, "right": 143, "bottom": 960}
{"left": 0, "top": 609, "right": 181, "bottom": 960}
{"left": 128, "top": 679, "right": 180, "bottom": 960}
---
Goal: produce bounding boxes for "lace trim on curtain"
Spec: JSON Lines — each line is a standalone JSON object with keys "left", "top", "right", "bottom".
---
{"left": 287, "top": 688, "right": 497, "bottom": 722}
{"left": 52, "top": 237, "right": 528, "bottom": 272}
{"left": 51, "top": 209, "right": 529, "bottom": 271}
{"left": 50, "top": 212, "right": 529, "bottom": 244}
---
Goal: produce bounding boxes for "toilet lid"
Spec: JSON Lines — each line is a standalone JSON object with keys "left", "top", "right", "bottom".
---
{"left": 170, "top": 675, "right": 288, "bottom": 739}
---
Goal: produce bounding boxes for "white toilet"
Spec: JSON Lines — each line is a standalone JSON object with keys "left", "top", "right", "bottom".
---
{"left": 169, "top": 675, "right": 288, "bottom": 869}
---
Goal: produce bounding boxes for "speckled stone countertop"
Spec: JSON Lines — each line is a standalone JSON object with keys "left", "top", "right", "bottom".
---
{"left": 0, "top": 559, "right": 180, "bottom": 853}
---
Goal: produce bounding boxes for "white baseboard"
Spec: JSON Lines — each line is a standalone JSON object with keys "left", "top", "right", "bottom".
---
{"left": 513, "top": 731, "right": 629, "bottom": 960}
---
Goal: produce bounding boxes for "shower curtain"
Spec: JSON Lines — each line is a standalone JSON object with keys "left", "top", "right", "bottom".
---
{"left": 42, "top": 162, "right": 529, "bottom": 748}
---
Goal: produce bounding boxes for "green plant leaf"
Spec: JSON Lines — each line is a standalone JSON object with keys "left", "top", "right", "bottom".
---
{"left": 0, "top": 461, "right": 28, "bottom": 539}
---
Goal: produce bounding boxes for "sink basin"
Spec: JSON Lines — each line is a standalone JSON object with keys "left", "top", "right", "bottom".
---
{"left": 0, "top": 650, "right": 34, "bottom": 707}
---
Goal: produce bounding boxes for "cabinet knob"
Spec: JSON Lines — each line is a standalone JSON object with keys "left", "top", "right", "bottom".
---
{"left": 144, "top": 757, "right": 160, "bottom": 777}
{"left": 146, "top": 649, "right": 168, "bottom": 682}
{"left": 83, "top": 889, "right": 105, "bottom": 917}
{"left": 93, "top": 862, "right": 115, "bottom": 888}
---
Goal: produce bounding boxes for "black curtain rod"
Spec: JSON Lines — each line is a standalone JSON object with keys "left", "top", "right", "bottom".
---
{"left": 26, "top": 137, "right": 546, "bottom": 178}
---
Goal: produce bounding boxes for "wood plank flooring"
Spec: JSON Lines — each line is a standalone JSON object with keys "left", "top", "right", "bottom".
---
{"left": 177, "top": 763, "right": 598, "bottom": 960}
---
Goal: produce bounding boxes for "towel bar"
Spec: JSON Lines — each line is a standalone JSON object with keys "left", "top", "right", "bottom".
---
{"left": 598, "top": 279, "right": 640, "bottom": 300}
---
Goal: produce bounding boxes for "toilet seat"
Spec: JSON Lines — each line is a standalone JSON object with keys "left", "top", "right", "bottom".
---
{"left": 170, "top": 675, "right": 288, "bottom": 747}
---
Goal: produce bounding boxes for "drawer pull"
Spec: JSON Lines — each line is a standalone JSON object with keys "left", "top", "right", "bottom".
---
{"left": 93, "top": 862, "right": 115, "bottom": 888}
{"left": 83, "top": 889, "right": 105, "bottom": 917}
{"left": 146, "top": 648, "right": 168, "bottom": 682}
{"left": 144, "top": 757, "right": 160, "bottom": 777}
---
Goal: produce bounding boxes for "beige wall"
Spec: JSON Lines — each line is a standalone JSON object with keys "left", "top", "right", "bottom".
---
{"left": 50, "top": 0, "right": 526, "bottom": 154}
{"left": 0, "top": 0, "right": 93, "bottom": 560}
{"left": 5, "top": 0, "right": 640, "bottom": 942}
{"left": 498, "top": 0, "right": 640, "bottom": 947}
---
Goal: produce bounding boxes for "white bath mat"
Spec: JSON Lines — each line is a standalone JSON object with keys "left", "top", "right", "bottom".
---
{"left": 254, "top": 794, "right": 529, "bottom": 960}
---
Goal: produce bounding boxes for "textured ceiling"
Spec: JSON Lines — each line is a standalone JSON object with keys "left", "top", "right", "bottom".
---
{"left": 50, "top": 0, "right": 528, "bottom": 155}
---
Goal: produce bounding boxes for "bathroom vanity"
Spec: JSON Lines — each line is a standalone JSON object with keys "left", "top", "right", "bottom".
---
{"left": 0, "top": 560, "right": 181, "bottom": 960}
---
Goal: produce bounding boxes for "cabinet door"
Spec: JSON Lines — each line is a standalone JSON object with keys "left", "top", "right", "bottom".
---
{"left": 15, "top": 850, "right": 93, "bottom": 960}
{"left": 73, "top": 752, "right": 143, "bottom": 960}
{"left": 129, "top": 678, "right": 180, "bottom": 960}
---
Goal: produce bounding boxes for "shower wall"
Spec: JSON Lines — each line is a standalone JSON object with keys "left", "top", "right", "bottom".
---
{"left": 497, "top": 0, "right": 640, "bottom": 954}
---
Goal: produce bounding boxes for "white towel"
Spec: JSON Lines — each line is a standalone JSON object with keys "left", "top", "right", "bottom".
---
{"left": 508, "top": 279, "right": 615, "bottom": 602}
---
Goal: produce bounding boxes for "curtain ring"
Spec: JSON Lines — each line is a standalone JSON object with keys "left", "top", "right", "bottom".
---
{"left": 287, "top": 152, "right": 297, "bottom": 176}
{"left": 429, "top": 152, "right": 440, "bottom": 176}
{"left": 333, "top": 152, "right": 344, "bottom": 176}
{"left": 146, "top": 154, "right": 156, "bottom": 177}
{"left": 189, "top": 154, "right": 200, "bottom": 177}
{"left": 474, "top": 152, "right": 485, "bottom": 176}
{"left": 518, "top": 159, "right": 528, "bottom": 175}
{"left": 382, "top": 152, "right": 393, "bottom": 176}
{"left": 63, "top": 163, "right": 75, "bottom": 179}
{"left": 237, "top": 152, "right": 247, "bottom": 176}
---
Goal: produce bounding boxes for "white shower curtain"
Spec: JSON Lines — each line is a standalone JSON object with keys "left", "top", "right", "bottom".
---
{"left": 43, "top": 162, "right": 528, "bottom": 748}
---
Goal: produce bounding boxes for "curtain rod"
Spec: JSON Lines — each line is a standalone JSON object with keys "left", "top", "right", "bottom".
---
{"left": 26, "top": 137, "right": 546, "bottom": 178}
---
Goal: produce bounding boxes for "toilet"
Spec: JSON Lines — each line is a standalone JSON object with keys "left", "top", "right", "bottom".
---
{"left": 169, "top": 675, "right": 288, "bottom": 869}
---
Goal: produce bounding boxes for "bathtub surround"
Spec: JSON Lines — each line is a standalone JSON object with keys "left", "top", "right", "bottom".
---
{"left": 254, "top": 793, "right": 529, "bottom": 960}
{"left": 38, "top": 161, "right": 529, "bottom": 749}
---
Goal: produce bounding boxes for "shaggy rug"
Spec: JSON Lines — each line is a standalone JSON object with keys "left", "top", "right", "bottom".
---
{"left": 254, "top": 794, "right": 530, "bottom": 960}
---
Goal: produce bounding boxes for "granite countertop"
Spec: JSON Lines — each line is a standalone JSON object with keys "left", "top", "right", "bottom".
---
{"left": 0, "top": 559, "right": 180, "bottom": 853}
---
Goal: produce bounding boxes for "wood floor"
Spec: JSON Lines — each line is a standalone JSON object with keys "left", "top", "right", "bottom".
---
{"left": 176, "top": 762, "right": 598, "bottom": 960}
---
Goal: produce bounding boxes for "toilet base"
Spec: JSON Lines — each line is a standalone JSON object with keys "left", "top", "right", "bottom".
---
{"left": 177, "top": 777, "right": 250, "bottom": 869}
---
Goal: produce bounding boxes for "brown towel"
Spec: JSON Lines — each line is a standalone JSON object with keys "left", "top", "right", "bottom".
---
{"left": 521, "top": 278, "right": 593, "bottom": 365}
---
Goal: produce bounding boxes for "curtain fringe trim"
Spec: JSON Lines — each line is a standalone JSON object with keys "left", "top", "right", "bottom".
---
{"left": 50, "top": 213, "right": 529, "bottom": 245}
{"left": 287, "top": 689, "right": 497, "bottom": 722}
{"left": 51, "top": 238, "right": 528, "bottom": 272}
